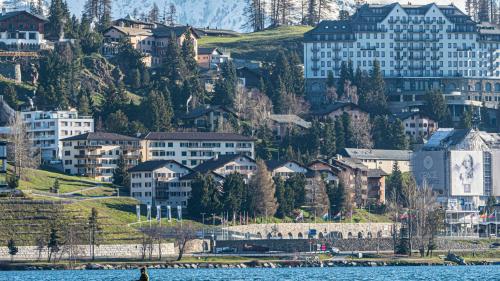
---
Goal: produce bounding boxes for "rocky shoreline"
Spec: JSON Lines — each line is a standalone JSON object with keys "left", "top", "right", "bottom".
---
{"left": 1, "top": 259, "right": 497, "bottom": 271}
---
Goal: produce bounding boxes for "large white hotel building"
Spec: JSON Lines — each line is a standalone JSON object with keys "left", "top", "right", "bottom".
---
{"left": 304, "top": 3, "right": 500, "bottom": 120}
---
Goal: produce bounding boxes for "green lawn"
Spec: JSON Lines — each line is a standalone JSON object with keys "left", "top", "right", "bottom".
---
{"left": 198, "top": 26, "right": 312, "bottom": 61}
{"left": 17, "top": 167, "right": 107, "bottom": 194}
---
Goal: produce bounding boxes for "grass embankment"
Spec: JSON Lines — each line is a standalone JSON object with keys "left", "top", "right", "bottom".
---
{"left": 198, "top": 26, "right": 312, "bottom": 61}
{"left": 17, "top": 168, "right": 109, "bottom": 194}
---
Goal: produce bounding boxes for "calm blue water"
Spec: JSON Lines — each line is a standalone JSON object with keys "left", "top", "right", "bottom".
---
{"left": 0, "top": 266, "right": 498, "bottom": 281}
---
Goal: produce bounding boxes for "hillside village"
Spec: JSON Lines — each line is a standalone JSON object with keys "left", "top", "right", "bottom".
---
{"left": 0, "top": 0, "right": 499, "bottom": 264}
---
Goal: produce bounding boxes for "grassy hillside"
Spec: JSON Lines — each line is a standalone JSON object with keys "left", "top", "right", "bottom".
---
{"left": 17, "top": 168, "right": 107, "bottom": 194}
{"left": 198, "top": 26, "right": 312, "bottom": 62}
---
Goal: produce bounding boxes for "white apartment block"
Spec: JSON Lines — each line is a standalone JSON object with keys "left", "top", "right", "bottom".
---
{"left": 21, "top": 109, "right": 94, "bottom": 161}
{"left": 304, "top": 3, "right": 500, "bottom": 112}
{"left": 394, "top": 112, "right": 439, "bottom": 139}
{"left": 61, "top": 132, "right": 140, "bottom": 182}
{"left": 129, "top": 160, "right": 192, "bottom": 207}
{"left": 341, "top": 148, "right": 412, "bottom": 174}
{"left": 141, "top": 132, "right": 255, "bottom": 168}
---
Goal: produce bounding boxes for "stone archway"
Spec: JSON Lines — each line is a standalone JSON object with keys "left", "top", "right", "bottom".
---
{"left": 358, "top": 232, "right": 363, "bottom": 239}
{"left": 330, "top": 231, "right": 342, "bottom": 239}
{"left": 267, "top": 233, "right": 272, "bottom": 239}
{"left": 348, "top": 232, "right": 353, "bottom": 238}
{"left": 278, "top": 233, "right": 283, "bottom": 239}
{"left": 377, "top": 231, "right": 382, "bottom": 238}
{"left": 298, "top": 232, "right": 303, "bottom": 239}
{"left": 256, "top": 232, "right": 262, "bottom": 239}
{"left": 288, "top": 232, "right": 293, "bottom": 239}
{"left": 367, "top": 232, "right": 372, "bottom": 239}
{"left": 318, "top": 232, "right": 324, "bottom": 239}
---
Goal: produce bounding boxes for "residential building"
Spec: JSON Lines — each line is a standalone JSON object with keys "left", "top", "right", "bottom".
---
{"left": 393, "top": 111, "right": 438, "bottom": 139}
{"left": 267, "top": 114, "right": 311, "bottom": 140}
{"left": 303, "top": 3, "right": 500, "bottom": 115}
{"left": 61, "top": 132, "right": 140, "bottom": 182}
{"left": 189, "top": 154, "right": 257, "bottom": 180}
{"left": 103, "top": 19, "right": 200, "bottom": 67}
{"left": 236, "top": 67, "right": 262, "bottom": 90}
{"left": 0, "top": 140, "right": 6, "bottom": 188}
{"left": 307, "top": 159, "right": 342, "bottom": 184}
{"left": 331, "top": 156, "right": 369, "bottom": 207}
{"left": 412, "top": 128, "right": 500, "bottom": 236}
{"left": 0, "top": 10, "right": 47, "bottom": 51}
{"left": 266, "top": 160, "right": 311, "bottom": 179}
{"left": 309, "top": 102, "right": 369, "bottom": 121}
{"left": 179, "top": 105, "right": 239, "bottom": 132}
{"left": 129, "top": 160, "right": 193, "bottom": 207}
{"left": 341, "top": 148, "right": 412, "bottom": 174}
{"left": 197, "top": 47, "right": 230, "bottom": 69}
{"left": 367, "top": 169, "right": 389, "bottom": 204}
{"left": 141, "top": 132, "right": 255, "bottom": 168}
{"left": 21, "top": 109, "right": 94, "bottom": 161}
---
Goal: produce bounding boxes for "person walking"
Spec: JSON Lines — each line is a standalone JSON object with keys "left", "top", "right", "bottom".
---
{"left": 138, "top": 267, "right": 149, "bottom": 281}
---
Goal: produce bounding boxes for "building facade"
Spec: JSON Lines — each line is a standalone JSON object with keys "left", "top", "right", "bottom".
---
{"left": 0, "top": 140, "right": 6, "bottom": 189}
{"left": 129, "top": 160, "right": 193, "bottom": 207}
{"left": 341, "top": 148, "right": 412, "bottom": 174}
{"left": 0, "top": 10, "right": 47, "bottom": 51}
{"left": 21, "top": 109, "right": 94, "bottom": 161}
{"left": 141, "top": 132, "right": 255, "bottom": 168}
{"left": 103, "top": 18, "right": 199, "bottom": 67}
{"left": 61, "top": 132, "right": 140, "bottom": 182}
{"left": 304, "top": 3, "right": 500, "bottom": 111}
{"left": 393, "top": 112, "right": 438, "bottom": 140}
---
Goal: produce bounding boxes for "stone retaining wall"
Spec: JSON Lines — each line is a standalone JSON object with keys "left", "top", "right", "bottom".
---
{"left": 225, "top": 223, "right": 397, "bottom": 239}
{"left": 0, "top": 243, "right": 175, "bottom": 261}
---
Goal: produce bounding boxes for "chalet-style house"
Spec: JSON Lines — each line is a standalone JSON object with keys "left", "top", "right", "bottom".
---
{"left": 392, "top": 112, "right": 438, "bottom": 140}
{"left": 197, "top": 47, "right": 229, "bottom": 69}
{"left": 179, "top": 105, "right": 239, "bottom": 132}
{"left": 310, "top": 102, "right": 369, "bottom": 121}
{"left": 0, "top": 10, "right": 47, "bottom": 51}
{"left": 103, "top": 17, "right": 200, "bottom": 67}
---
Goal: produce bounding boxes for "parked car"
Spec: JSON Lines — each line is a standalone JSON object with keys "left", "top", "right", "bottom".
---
{"left": 489, "top": 242, "right": 500, "bottom": 249}
{"left": 215, "top": 247, "right": 237, "bottom": 254}
{"left": 330, "top": 247, "right": 340, "bottom": 255}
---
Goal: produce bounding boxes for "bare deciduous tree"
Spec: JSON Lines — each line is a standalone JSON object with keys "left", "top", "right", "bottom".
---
{"left": 233, "top": 87, "right": 272, "bottom": 135}
{"left": 165, "top": 222, "right": 200, "bottom": 261}
{"left": 350, "top": 114, "right": 373, "bottom": 149}
{"left": 8, "top": 113, "right": 40, "bottom": 179}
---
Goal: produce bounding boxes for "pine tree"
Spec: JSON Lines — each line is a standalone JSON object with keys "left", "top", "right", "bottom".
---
{"left": 372, "top": 115, "right": 391, "bottom": 149}
{"left": 306, "top": 0, "right": 319, "bottom": 25}
{"left": 52, "top": 179, "right": 60, "bottom": 194}
{"left": 422, "top": 89, "right": 450, "bottom": 125}
{"left": 181, "top": 32, "right": 198, "bottom": 75}
{"left": 161, "top": 32, "right": 186, "bottom": 82}
{"left": 187, "top": 173, "right": 221, "bottom": 218}
{"left": 390, "top": 119, "right": 409, "bottom": 150}
{"left": 77, "top": 90, "right": 91, "bottom": 116}
{"left": 131, "top": 68, "right": 141, "bottom": 89}
{"left": 341, "top": 112, "right": 354, "bottom": 148}
{"left": 250, "top": 160, "right": 278, "bottom": 217}
{"left": 289, "top": 51, "right": 305, "bottom": 96}
{"left": 243, "top": 0, "right": 266, "bottom": 31}
{"left": 335, "top": 118, "right": 345, "bottom": 152}
{"left": 143, "top": 90, "right": 173, "bottom": 132}
{"left": 213, "top": 61, "right": 237, "bottom": 107}
{"left": 337, "top": 61, "right": 349, "bottom": 97}
{"left": 326, "top": 70, "right": 335, "bottom": 89}
{"left": 47, "top": 227, "right": 60, "bottom": 262}
{"left": 286, "top": 174, "right": 306, "bottom": 209}
{"left": 105, "top": 110, "right": 129, "bottom": 134}
{"left": 113, "top": 155, "right": 130, "bottom": 187}
{"left": 221, "top": 173, "right": 247, "bottom": 216}
{"left": 47, "top": 0, "right": 71, "bottom": 40}
{"left": 321, "top": 119, "right": 336, "bottom": 157}
{"left": 461, "top": 107, "right": 474, "bottom": 129}
{"left": 3, "top": 84, "right": 17, "bottom": 109}
{"left": 274, "top": 176, "right": 289, "bottom": 218}
{"left": 148, "top": 3, "right": 160, "bottom": 22}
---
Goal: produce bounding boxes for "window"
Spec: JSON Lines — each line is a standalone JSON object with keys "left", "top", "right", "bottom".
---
{"left": 29, "top": 32, "right": 36, "bottom": 40}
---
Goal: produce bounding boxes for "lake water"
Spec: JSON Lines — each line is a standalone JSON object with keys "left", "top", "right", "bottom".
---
{"left": 0, "top": 265, "right": 498, "bottom": 281}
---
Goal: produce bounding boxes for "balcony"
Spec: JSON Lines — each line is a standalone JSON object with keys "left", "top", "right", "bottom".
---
{"left": 75, "top": 154, "right": 101, "bottom": 159}
{"left": 409, "top": 56, "right": 425, "bottom": 60}
{"left": 437, "top": 19, "right": 445, "bottom": 24}
{"left": 333, "top": 56, "right": 342, "bottom": 61}
{"left": 409, "top": 65, "right": 425, "bottom": 70}
{"left": 395, "top": 55, "right": 403, "bottom": 60}
{"left": 395, "top": 65, "right": 403, "bottom": 70}
{"left": 457, "top": 46, "right": 472, "bottom": 51}
{"left": 394, "top": 29, "right": 403, "bottom": 33}
{"left": 394, "top": 46, "right": 403, "bottom": 51}
{"left": 311, "top": 65, "right": 320, "bottom": 71}
{"left": 75, "top": 163, "right": 102, "bottom": 168}
{"left": 311, "top": 47, "right": 320, "bottom": 52}
{"left": 430, "top": 46, "right": 440, "bottom": 51}
{"left": 431, "top": 65, "right": 440, "bottom": 70}
{"left": 332, "top": 46, "right": 341, "bottom": 51}
{"left": 409, "top": 46, "right": 425, "bottom": 51}
{"left": 430, "top": 56, "right": 441, "bottom": 60}
{"left": 430, "top": 29, "right": 439, "bottom": 33}
{"left": 311, "top": 56, "right": 320, "bottom": 62}
{"left": 74, "top": 145, "right": 102, "bottom": 150}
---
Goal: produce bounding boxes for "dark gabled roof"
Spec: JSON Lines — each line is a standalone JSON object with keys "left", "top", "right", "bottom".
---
{"left": 192, "top": 154, "right": 255, "bottom": 174}
{"left": 310, "top": 102, "right": 365, "bottom": 116}
{"left": 367, "top": 168, "right": 389, "bottom": 178}
{"left": 308, "top": 159, "right": 341, "bottom": 173}
{"left": 143, "top": 132, "right": 255, "bottom": 141}
{"left": 180, "top": 105, "right": 237, "bottom": 120}
{"left": 180, "top": 170, "right": 224, "bottom": 181}
{"left": 392, "top": 111, "right": 434, "bottom": 121}
{"left": 198, "top": 47, "right": 222, "bottom": 55}
{"left": 113, "top": 16, "right": 154, "bottom": 26}
{"left": 341, "top": 148, "right": 412, "bottom": 161}
{"left": 152, "top": 25, "right": 201, "bottom": 38}
{"left": 61, "top": 132, "right": 139, "bottom": 142}
{"left": 128, "top": 160, "right": 192, "bottom": 173}
{"left": 104, "top": 26, "right": 152, "bottom": 36}
{"left": 0, "top": 10, "right": 47, "bottom": 22}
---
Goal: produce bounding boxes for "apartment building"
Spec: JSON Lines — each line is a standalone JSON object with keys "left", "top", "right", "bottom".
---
{"left": 341, "top": 148, "right": 412, "bottom": 174}
{"left": 61, "top": 132, "right": 140, "bottom": 182}
{"left": 190, "top": 154, "right": 257, "bottom": 180}
{"left": 393, "top": 111, "right": 438, "bottom": 139}
{"left": 129, "top": 160, "right": 193, "bottom": 207}
{"left": 0, "top": 10, "right": 47, "bottom": 51}
{"left": 0, "top": 140, "right": 6, "bottom": 189}
{"left": 141, "top": 132, "right": 255, "bottom": 168}
{"left": 304, "top": 3, "right": 500, "bottom": 113}
{"left": 21, "top": 109, "right": 94, "bottom": 161}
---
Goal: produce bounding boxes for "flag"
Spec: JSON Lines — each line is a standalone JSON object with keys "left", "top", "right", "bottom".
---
{"left": 167, "top": 205, "right": 172, "bottom": 222}
{"left": 147, "top": 204, "right": 151, "bottom": 221}
{"left": 156, "top": 205, "right": 161, "bottom": 222}
{"left": 136, "top": 205, "right": 141, "bottom": 222}
{"left": 480, "top": 213, "right": 487, "bottom": 219}
{"left": 177, "top": 205, "right": 182, "bottom": 221}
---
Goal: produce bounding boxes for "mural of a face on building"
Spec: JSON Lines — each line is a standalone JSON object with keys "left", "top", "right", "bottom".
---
{"left": 454, "top": 154, "right": 476, "bottom": 193}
